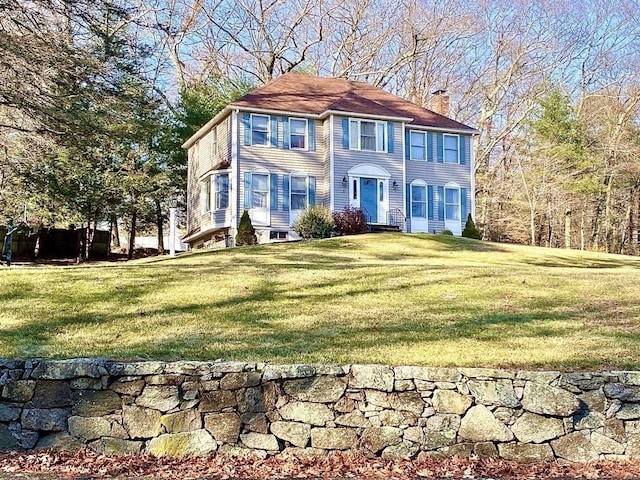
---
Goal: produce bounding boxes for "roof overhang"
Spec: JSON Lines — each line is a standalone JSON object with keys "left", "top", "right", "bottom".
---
{"left": 234, "top": 106, "right": 323, "bottom": 119}
{"left": 181, "top": 107, "right": 232, "bottom": 149}
{"left": 321, "top": 109, "right": 413, "bottom": 122}
{"left": 182, "top": 105, "right": 478, "bottom": 150}
{"left": 182, "top": 225, "right": 229, "bottom": 245}
{"left": 407, "top": 124, "right": 479, "bottom": 135}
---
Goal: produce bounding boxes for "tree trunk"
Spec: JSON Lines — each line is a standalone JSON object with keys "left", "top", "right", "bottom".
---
{"left": 84, "top": 219, "right": 96, "bottom": 260}
{"left": 156, "top": 199, "right": 165, "bottom": 255}
{"left": 592, "top": 197, "right": 603, "bottom": 250}
{"left": 620, "top": 197, "right": 632, "bottom": 254}
{"left": 546, "top": 201, "right": 553, "bottom": 248}
{"left": 580, "top": 206, "right": 585, "bottom": 251}
{"left": 77, "top": 222, "right": 85, "bottom": 263}
{"left": 603, "top": 173, "right": 614, "bottom": 253}
{"left": 629, "top": 185, "right": 640, "bottom": 255}
{"left": 530, "top": 208, "right": 536, "bottom": 246}
{"left": 127, "top": 209, "right": 137, "bottom": 261}
{"left": 111, "top": 215, "right": 120, "bottom": 248}
{"left": 564, "top": 210, "right": 571, "bottom": 249}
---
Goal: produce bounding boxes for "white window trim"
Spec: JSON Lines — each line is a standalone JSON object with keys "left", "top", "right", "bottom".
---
{"left": 410, "top": 180, "right": 427, "bottom": 219}
{"left": 288, "top": 117, "right": 308, "bottom": 151}
{"left": 444, "top": 182, "right": 461, "bottom": 221}
{"left": 349, "top": 118, "right": 387, "bottom": 152}
{"left": 251, "top": 168, "right": 270, "bottom": 211}
{"left": 214, "top": 170, "right": 230, "bottom": 210}
{"left": 409, "top": 130, "right": 427, "bottom": 161}
{"left": 289, "top": 172, "right": 309, "bottom": 211}
{"left": 201, "top": 177, "right": 212, "bottom": 215}
{"left": 250, "top": 113, "right": 270, "bottom": 147}
{"left": 246, "top": 168, "right": 271, "bottom": 227}
{"left": 443, "top": 133, "right": 460, "bottom": 164}
{"left": 202, "top": 169, "right": 231, "bottom": 214}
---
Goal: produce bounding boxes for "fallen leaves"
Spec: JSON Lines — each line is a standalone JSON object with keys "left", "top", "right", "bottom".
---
{"left": 1, "top": 449, "right": 640, "bottom": 479}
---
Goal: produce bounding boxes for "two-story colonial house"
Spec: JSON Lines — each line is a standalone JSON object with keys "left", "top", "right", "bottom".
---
{"left": 182, "top": 73, "right": 477, "bottom": 248}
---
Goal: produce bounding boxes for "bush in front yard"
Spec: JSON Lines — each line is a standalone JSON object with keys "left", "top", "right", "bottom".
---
{"left": 293, "top": 205, "right": 335, "bottom": 239}
{"left": 462, "top": 213, "right": 482, "bottom": 239}
{"left": 333, "top": 207, "right": 368, "bottom": 235}
{"left": 235, "top": 210, "right": 257, "bottom": 246}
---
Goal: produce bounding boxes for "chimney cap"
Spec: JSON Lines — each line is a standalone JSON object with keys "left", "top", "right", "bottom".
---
{"left": 432, "top": 89, "right": 447, "bottom": 96}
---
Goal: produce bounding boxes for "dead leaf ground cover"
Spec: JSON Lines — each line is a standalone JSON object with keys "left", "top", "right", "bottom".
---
{"left": 1, "top": 450, "right": 640, "bottom": 479}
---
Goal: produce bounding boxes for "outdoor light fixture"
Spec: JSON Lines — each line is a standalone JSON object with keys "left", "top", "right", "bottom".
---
{"left": 392, "top": 180, "right": 398, "bottom": 190}
{"left": 342, "top": 176, "right": 348, "bottom": 187}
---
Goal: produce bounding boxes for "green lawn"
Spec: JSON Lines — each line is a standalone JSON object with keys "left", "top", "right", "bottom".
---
{"left": 1, "top": 233, "right": 640, "bottom": 370}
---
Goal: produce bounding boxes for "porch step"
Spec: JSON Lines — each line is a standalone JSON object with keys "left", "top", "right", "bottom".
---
{"left": 368, "top": 224, "right": 401, "bottom": 233}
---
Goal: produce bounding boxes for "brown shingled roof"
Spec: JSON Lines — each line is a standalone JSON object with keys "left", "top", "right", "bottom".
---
{"left": 231, "top": 73, "right": 475, "bottom": 132}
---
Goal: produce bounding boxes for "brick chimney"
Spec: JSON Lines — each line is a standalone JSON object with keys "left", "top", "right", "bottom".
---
{"left": 431, "top": 89, "right": 450, "bottom": 117}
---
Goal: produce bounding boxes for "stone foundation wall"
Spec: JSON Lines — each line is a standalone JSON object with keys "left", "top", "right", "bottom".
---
{"left": 1, "top": 359, "right": 639, "bottom": 462}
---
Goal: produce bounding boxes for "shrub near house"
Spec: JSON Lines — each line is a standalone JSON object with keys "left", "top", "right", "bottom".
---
{"left": 293, "top": 206, "right": 335, "bottom": 239}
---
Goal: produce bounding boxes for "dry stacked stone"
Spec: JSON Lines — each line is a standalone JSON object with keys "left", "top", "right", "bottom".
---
{"left": 1, "top": 359, "right": 640, "bottom": 462}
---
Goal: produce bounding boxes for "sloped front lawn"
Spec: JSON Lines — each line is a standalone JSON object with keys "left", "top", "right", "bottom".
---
{"left": 1, "top": 233, "right": 640, "bottom": 370}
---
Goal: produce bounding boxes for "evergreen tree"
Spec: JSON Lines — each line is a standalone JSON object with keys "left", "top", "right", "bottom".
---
{"left": 462, "top": 214, "right": 482, "bottom": 239}
{"left": 235, "top": 210, "right": 257, "bottom": 246}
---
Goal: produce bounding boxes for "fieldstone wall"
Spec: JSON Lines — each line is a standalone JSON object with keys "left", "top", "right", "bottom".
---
{"left": 1, "top": 359, "right": 640, "bottom": 463}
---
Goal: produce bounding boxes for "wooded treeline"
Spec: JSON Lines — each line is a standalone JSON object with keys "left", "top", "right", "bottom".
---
{"left": 2, "top": 0, "right": 640, "bottom": 255}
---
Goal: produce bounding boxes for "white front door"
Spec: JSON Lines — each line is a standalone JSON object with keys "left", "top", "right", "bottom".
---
{"left": 349, "top": 176, "right": 389, "bottom": 224}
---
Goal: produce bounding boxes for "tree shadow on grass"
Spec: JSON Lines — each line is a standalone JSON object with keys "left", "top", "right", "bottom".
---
{"left": 524, "top": 254, "right": 640, "bottom": 269}
{"left": 102, "top": 302, "right": 640, "bottom": 369}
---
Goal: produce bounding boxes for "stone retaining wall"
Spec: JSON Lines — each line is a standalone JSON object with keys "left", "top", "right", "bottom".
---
{"left": 1, "top": 359, "right": 639, "bottom": 462}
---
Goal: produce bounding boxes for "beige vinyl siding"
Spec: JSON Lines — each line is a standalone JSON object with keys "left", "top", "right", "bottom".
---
{"left": 219, "top": 116, "right": 232, "bottom": 162}
{"left": 332, "top": 115, "right": 404, "bottom": 219}
{"left": 185, "top": 115, "right": 233, "bottom": 240}
{"left": 238, "top": 116, "right": 327, "bottom": 232}
{"left": 186, "top": 143, "right": 202, "bottom": 234}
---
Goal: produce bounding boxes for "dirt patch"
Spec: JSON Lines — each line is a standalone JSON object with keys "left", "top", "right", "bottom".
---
{"left": 0, "top": 450, "right": 639, "bottom": 479}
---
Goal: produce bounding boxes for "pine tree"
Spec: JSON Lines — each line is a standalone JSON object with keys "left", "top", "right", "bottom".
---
{"left": 462, "top": 214, "right": 482, "bottom": 239}
{"left": 235, "top": 210, "right": 257, "bottom": 246}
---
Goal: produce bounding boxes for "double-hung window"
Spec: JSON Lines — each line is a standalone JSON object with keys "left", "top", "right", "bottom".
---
{"left": 349, "top": 119, "right": 386, "bottom": 152}
{"left": 443, "top": 134, "right": 459, "bottom": 163}
{"left": 202, "top": 179, "right": 212, "bottom": 214}
{"left": 410, "top": 131, "right": 426, "bottom": 160}
{"left": 445, "top": 187, "right": 460, "bottom": 221}
{"left": 202, "top": 173, "right": 229, "bottom": 213}
{"left": 411, "top": 185, "right": 427, "bottom": 218}
{"left": 251, "top": 114, "right": 269, "bottom": 146}
{"left": 252, "top": 173, "right": 269, "bottom": 209}
{"left": 215, "top": 173, "right": 229, "bottom": 209}
{"left": 291, "top": 175, "right": 308, "bottom": 210}
{"left": 289, "top": 118, "right": 307, "bottom": 149}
